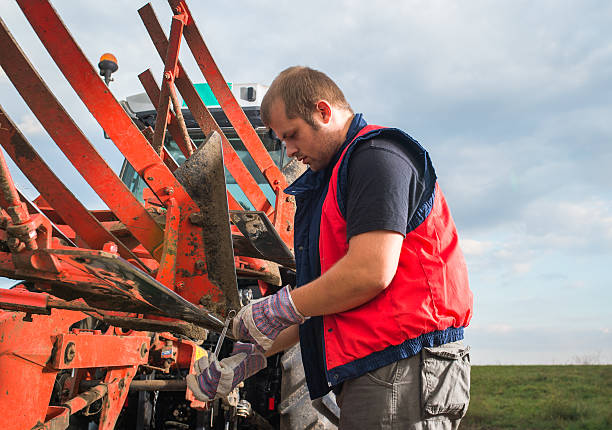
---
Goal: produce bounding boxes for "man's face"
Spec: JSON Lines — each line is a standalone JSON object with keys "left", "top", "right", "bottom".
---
{"left": 267, "top": 99, "right": 341, "bottom": 172}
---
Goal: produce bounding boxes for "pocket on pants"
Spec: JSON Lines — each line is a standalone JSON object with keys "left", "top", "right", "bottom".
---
{"left": 421, "top": 341, "right": 471, "bottom": 420}
{"left": 365, "top": 360, "right": 399, "bottom": 387}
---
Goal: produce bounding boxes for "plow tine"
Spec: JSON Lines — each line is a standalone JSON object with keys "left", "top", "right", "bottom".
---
{"left": 138, "top": 3, "right": 270, "bottom": 213}
{"left": 0, "top": 15, "right": 164, "bottom": 260}
{"left": 138, "top": 69, "right": 194, "bottom": 158}
{"left": 139, "top": 69, "right": 243, "bottom": 211}
{"left": 17, "top": 190, "right": 76, "bottom": 248}
{"left": 151, "top": 12, "right": 185, "bottom": 155}
{"left": 13, "top": 0, "right": 193, "bottom": 228}
{"left": 167, "top": 0, "right": 287, "bottom": 191}
{"left": 165, "top": 0, "right": 295, "bottom": 245}
{"left": 0, "top": 105, "right": 141, "bottom": 263}
{"left": 0, "top": 144, "right": 38, "bottom": 251}
{"left": 14, "top": 0, "right": 242, "bottom": 306}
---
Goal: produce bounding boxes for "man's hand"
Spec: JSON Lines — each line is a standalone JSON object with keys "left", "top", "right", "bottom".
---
{"left": 232, "top": 286, "right": 305, "bottom": 351}
{"left": 186, "top": 342, "right": 266, "bottom": 402}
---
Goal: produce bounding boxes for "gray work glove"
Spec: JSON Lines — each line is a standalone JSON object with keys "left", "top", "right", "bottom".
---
{"left": 231, "top": 286, "right": 305, "bottom": 351}
{"left": 186, "top": 342, "right": 266, "bottom": 402}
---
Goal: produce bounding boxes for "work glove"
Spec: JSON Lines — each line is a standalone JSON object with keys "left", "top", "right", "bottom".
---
{"left": 232, "top": 285, "right": 305, "bottom": 351}
{"left": 186, "top": 342, "right": 266, "bottom": 402}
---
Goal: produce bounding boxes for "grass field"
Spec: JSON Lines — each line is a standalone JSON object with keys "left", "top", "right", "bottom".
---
{"left": 461, "top": 365, "right": 612, "bottom": 430}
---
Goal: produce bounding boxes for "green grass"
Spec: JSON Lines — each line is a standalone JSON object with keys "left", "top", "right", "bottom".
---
{"left": 461, "top": 365, "right": 612, "bottom": 430}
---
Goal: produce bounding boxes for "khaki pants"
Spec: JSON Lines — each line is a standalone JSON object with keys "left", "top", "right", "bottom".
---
{"left": 336, "top": 341, "right": 470, "bottom": 430}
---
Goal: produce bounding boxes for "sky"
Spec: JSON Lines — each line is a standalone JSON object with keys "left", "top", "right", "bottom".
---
{"left": 1, "top": 0, "right": 611, "bottom": 365}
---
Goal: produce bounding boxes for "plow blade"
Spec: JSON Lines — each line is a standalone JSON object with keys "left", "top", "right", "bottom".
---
{"left": 230, "top": 211, "right": 296, "bottom": 269}
{"left": 37, "top": 249, "right": 225, "bottom": 332}
{"left": 174, "top": 131, "right": 239, "bottom": 310}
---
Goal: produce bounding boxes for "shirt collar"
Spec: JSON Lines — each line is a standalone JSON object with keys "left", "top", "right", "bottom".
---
{"left": 330, "top": 113, "right": 367, "bottom": 168}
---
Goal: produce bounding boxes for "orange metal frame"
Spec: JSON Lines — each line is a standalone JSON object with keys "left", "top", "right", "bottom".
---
{"left": 0, "top": 0, "right": 296, "bottom": 428}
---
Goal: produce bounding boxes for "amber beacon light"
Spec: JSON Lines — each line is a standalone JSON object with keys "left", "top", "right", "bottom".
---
{"left": 98, "top": 52, "right": 118, "bottom": 85}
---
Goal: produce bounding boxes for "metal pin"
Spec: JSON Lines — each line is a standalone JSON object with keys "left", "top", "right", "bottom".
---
{"left": 214, "top": 309, "right": 236, "bottom": 357}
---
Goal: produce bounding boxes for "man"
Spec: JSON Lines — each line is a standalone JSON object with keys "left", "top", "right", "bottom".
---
{"left": 188, "top": 66, "right": 473, "bottom": 429}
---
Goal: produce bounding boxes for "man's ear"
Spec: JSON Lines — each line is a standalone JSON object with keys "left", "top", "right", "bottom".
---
{"left": 315, "top": 100, "right": 332, "bottom": 124}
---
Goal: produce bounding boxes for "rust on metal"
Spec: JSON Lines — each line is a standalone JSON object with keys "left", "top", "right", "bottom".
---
{"left": 0, "top": 105, "right": 142, "bottom": 262}
{"left": 151, "top": 13, "right": 186, "bottom": 153}
{"left": 138, "top": 3, "right": 271, "bottom": 213}
{"left": 230, "top": 211, "right": 295, "bottom": 268}
{"left": 129, "top": 379, "right": 186, "bottom": 391}
{"left": 13, "top": 0, "right": 189, "bottom": 228}
{"left": 102, "top": 315, "right": 209, "bottom": 340}
{"left": 63, "top": 383, "right": 108, "bottom": 414}
{"left": 174, "top": 132, "right": 239, "bottom": 310}
{"left": 167, "top": 0, "right": 284, "bottom": 185}
{"left": 0, "top": 17, "right": 164, "bottom": 259}
{"left": 98, "top": 366, "right": 138, "bottom": 429}
{"left": 168, "top": 83, "right": 193, "bottom": 156}
{"left": 155, "top": 197, "right": 179, "bottom": 288}
{"left": 138, "top": 69, "right": 194, "bottom": 158}
{"left": 165, "top": 0, "right": 296, "bottom": 247}
{"left": 47, "top": 249, "right": 225, "bottom": 331}
{"left": 0, "top": 144, "right": 39, "bottom": 251}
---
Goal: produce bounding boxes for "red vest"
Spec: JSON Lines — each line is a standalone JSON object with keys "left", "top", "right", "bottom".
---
{"left": 319, "top": 126, "right": 473, "bottom": 373}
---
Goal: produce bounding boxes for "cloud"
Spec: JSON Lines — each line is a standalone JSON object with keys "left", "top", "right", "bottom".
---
{"left": 471, "top": 323, "right": 514, "bottom": 334}
{"left": 566, "top": 280, "right": 587, "bottom": 289}
{"left": 460, "top": 239, "right": 493, "bottom": 256}
{"left": 511, "top": 262, "right": 532, "bottom": 275}
{"left": 521, "top": 197, "right": 612, "bottom": 253}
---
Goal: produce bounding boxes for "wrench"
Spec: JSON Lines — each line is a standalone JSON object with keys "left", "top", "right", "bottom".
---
{"left": 213, "top": 309, "right": 236, "bottom": 357}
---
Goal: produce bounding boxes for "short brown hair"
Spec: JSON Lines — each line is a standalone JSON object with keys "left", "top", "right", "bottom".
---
{"left": 261, "top": 66, "right": 353, "bottom": 128}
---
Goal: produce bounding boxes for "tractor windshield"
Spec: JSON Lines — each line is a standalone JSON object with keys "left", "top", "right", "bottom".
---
{"left": 119, "top": 127, "right": 287, "bottom": 210}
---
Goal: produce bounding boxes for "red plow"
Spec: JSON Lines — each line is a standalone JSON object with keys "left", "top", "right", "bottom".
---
{"left": 0, "top": 1, "right": 308, "bottom": 428}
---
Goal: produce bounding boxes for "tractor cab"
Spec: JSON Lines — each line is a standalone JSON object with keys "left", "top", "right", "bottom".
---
{"left": 120, "top": 82, "right": 289, "bottom": 210}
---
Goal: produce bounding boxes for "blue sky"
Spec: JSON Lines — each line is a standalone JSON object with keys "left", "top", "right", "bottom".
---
{"left": 1, "top": 0, "right": 610, "bottom": 364}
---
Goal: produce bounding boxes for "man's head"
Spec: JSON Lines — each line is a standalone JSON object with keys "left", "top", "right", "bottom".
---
{"left": 261, "top": 66, "right": 354, "bottom": 171}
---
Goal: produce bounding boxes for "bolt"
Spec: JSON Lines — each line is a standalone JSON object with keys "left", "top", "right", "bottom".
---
{"left": 175, "top": 281, "right": 184, "bottom": 290}
{"left": 165, "top": 187, "right": 174, "bottom": 195}
{"left": 287, "top": 223, "right": 293, "bottom": 231}
{"left": 195, "top": 260, "right": 206, "bottom": 271}
{"left": 64, "top": 342, "right": 76, "bottom": 364}
{"left": 118, "top": 379, "right": 125, "bottom": 390}
{"left": 164, "top": 71, "right": 172, "bottom": 80}
{"left": 189, "top": 212, "right": 203, "bottom": 225}
{"left": 103, "top": 241, "right": 118, "bottom": 254}
{"left": 140, "top": 343, "right": 148, "bottom": 358}
{"left": 146, "top": 176, "right": 154, "bottom": 181}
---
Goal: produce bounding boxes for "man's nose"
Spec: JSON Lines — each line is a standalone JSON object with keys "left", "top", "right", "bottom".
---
{"left": 285, "top": 141, "right": 298, "bottom": 158}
